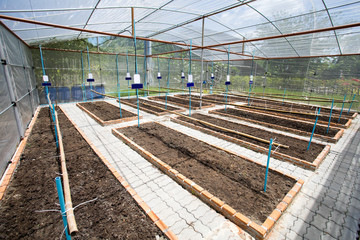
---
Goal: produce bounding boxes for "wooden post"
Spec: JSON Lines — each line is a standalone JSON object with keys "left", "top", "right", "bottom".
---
{"left": 131, "top": 7, "right": 135, "bottom": 37}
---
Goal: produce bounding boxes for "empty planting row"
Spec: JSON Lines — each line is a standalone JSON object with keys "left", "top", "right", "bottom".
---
{"left": 0, "top": 107, "right": 168, "bottom": 239}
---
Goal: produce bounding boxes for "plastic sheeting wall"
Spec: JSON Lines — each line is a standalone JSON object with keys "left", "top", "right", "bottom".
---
{"left": 0, "top": 24, "right": 39, "bottom": 177}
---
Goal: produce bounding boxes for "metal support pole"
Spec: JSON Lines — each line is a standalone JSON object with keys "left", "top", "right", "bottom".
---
{"left": 326, "top": 99, "right": 334, "bottom": 134}
{"left": 347, "top": 93, "right": 356, "bottom": 114}
{"left": 126, "top": 51, "right": 130, "bottom": 99}
{"left": 264, "top": 138, "right": 273, "bottom": 192}
{"left": 165, "top": 58, "right": 170, "bottom": 110}
{"left": 199, "top": 17, "right": 205, "bottom": 109}
{"left": 116, "top": 54, "right": 122, "bottom": 118}
{"left": 80, "top": 51, "right": 86, "bottom": 101}
{"left": 282, "top": 88, "right": 286, "bottom": 104}
{"left": 307, "top": 108, "right": 321, "bottom": 150}
{"left": 136, "top": 89, "right": 140, "bottom": 127}
{"left": 189, "top": 87, "right": 192, "bottom": 116}
{"left": 338, "top": 94, "right": 346, "bottom": 122}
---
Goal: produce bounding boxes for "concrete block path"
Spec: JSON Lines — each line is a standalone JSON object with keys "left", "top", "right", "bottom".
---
{"left": 61, "top": 99, "right": 360, "bottom": 240}
{"left": 61, "top": 101, "right": 249, "bottom": 240}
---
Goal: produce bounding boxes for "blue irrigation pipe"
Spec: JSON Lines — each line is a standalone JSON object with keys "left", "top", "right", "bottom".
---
{"left": 182, "top": 58, "right": 185, "bottom": 91}
{"left": 39, "top": 45, "right": 46, "bottom": 76}
{"left": 116, "top": 54, "right": 122, "bottom": 118}
{"left": 165, "top": 58, "right": 171, "bottom": 110}
{"left": 51, "top": 104, "right": 59, "bottom": 148}
{"left": 133, "top": 19, "right": 140, "bottom": 128}
{"left": 326, "top": 99, "right": 334, "bottom": 134}
{"left": 282, "top": 88, "right": 286, "bottom": 104}
{"left": 188, "top": 40, "right": 192, "bottom": 116}
{"left": 136, "top": 89, "right": 140, "bottom": 127}
{"left": 86, "top": 46, "right": 93, "bottom": 102}
{"left": 307, "top": 108, "right": 321, "bottom": 151}
{"left": 264, "top": 138, "right": 273, "bottom": 192}
{"left": 225, "top": 85, "right": 229, "bottom": 111}
{"left": 225, "top": 46, "right": 230, "bottom": 111}
{"left": 189, "top": 87, "right": 192, "bottom": 116}
{"left": 347, "top": 94, "right": 356, "bottom": 114}
{"left": 55, "top": 177, "right": 71, "bottom": 240}
{"left": 210, "top": 61, "right": 214, "bottom": 94}
{"left": 248, "top": 52, "right": 255, "bottom": 106}
{"left": 338, "top": 94, "right": 346, "bottom": 123}
{"left": 80, "top": 51, "right": 86, "bottom": 102}
{"left": 189, "top": 40, "right": 192, "bottom": 75}
{"left": 126, "top": 51, "right": 130, "bottom": 99}
{"left": 143, "top": 42, "right": 148, "bottom": 97}
{"left": 39, "top": 45, "right": 50, "bottom": 104}
{"left": 157, "top": 56, "right": 161, "bottom": 97}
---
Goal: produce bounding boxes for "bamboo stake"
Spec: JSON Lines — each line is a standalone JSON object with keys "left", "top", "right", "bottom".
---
{"left": 53, "top": 109, "right": 78, "bottom": 234}
{"left": 48, "top": 99, "right": 78, "bottom": 235}
{"left": 90, "top": 90, "right": 288, "bottom": 149}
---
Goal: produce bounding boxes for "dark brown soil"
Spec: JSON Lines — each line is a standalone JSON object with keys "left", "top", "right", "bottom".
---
{"left": 175, "top": 94, "right": 230, "bottom": 104}
{"left": 188, "top": 94, "right": 238, "bottom": 104}
{"left": 237, "top": 106, "right": 349, "bottom": 125}
{"left": 0, "top": 108, "right": 165, "bottom": 239}
{"left": 214, "top": 108, "right": 338, "bottom": 138}
{"left": 78, "top": 101, "right": 136, "bottom": 121}
{"left": 118, "top": 122, "right": 295, "bottom": 225}
{"left": 150, "top": 96, "right": 212, "bottom": 108}
{"left": 177, "top": 113, "right": 325, "bottom": 162}
{"left": 121, "top": 98, "right": 182, "bottom": 113}
{"left": 226, "top": 94, "right": 354, "bottom": 117}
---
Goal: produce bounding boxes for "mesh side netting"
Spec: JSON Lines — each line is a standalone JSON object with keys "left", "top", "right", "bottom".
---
{"left": 32, "top": 37, "right": 360, "bottom": 111}
{"left": 0, "top": 24, "right": 38, "bottom": 177}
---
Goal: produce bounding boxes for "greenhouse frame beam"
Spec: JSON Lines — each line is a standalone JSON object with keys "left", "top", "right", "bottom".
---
{"left": 211, "top": 52, "right": 360, "bottom": 62}
{"left": 204, "top": 22, "right": 360, "bottom": 49}
{"left": 245, "top": 4, "right": 300, "bottom": 57}
{"left": 0, "top": 14, "right": 200, "bottom": 48}
{"left": 148, "top": 47, "right": 261, "bottom": 59}
{"left": 321, "top": 0, "right": 342, "bottom": 55}
{"left": 77, "top": 0, "right": 102, "bottom": 39}
{"left": 31, "top": 46, "right": 205, "bottom": 62}
{"left": 146, "top": 0, "right": 255, "bottom": 38}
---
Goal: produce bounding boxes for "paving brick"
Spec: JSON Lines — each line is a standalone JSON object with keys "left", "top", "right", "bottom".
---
{"left": 342, "top": 215, "right": 359, "bottom": 234}
{"left": 289, "top": 218, "right": 310, "bottom": 238}
{"left": 177, "top": 228, "right": 203, "bottom": 240}
{"left": 286, "top": 230, "right": 306, "bottom": 240}
{"left": 310, "top": 214, "right": 327, "bottom": 231}
{"left": 340, "top": 227, "right": 358, "bottom": 240}
{"left": 325, "top": 220, "right": 344, "bottom": 239}
{"left": 304, "top": 225, "right": 324, "bottom": 240}
{"left": 170, "top": 218, "right": 188, "bottom": 235}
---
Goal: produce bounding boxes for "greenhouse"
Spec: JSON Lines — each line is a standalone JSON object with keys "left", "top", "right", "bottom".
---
{"left": 0, "top": 0, "right": 359, "bottom": 239}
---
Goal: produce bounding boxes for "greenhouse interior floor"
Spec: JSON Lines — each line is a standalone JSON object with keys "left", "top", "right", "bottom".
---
{"left": 59, "top": 97, "right": 360, "bottom": 240}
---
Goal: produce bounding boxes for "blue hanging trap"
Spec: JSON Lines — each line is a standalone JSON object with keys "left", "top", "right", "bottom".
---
{"left": 42, "top": 75, "right": 51, "bottom": 86}
{"left": 131, "top": 74, "right": 143, "bottom": 89}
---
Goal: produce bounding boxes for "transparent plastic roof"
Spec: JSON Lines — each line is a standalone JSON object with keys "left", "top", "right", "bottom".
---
{"left": 0, "top": 0, "right": 359, "bottom": 60}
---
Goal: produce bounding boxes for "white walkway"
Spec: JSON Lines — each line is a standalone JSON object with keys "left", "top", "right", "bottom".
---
{"left": 61, "top": 99, "right": 360, "bottom": 240}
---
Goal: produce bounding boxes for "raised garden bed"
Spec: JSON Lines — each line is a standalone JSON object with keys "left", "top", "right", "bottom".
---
{"left": 228, "top": 93, "right": 358, "bottom": 118}
{"left": 121, "top": 97, "right": 184, "bottom": 116}
{"left": 112, "top": 122, "right": 304, "bottom": 239}
{"left": 149, "top": 95, "right": 214, "bottom": 109}
{"left": 236, "top": 105, "right": 352, "bottom": 129}
{"left": 77, "top": 101, "right": 138, "bottom": 126}
{"left": 172, "top": 113, "right": 330, "bottom": 170}
{"left": 0, "top": 107, "right": 170, "bottom": 239}
{"left": 211, "top": 108, "right": 344, "bottom": 143}
{"left": 174, "top": 94, "right": 236, "bottom": 104}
